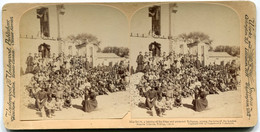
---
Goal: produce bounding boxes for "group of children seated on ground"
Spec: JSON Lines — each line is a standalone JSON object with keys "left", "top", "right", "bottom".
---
{"left": 136, "top": 52, "right": 239, "bottom": 117}
{"left": 25, "top": 52, "right": 129, "bottom": 118}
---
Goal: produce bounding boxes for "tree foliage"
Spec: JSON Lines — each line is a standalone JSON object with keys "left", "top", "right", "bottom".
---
{"left": 214, "top": 45, "right": 240, "bottom": 57}
{"left": 67, "top": 33, "right": 101, "bottom": 46}
{"left": 102, "top": 47, "right": 129, "bottom": 58}
{"left": 178, "top": 32, "right": 213, "bottom": 44}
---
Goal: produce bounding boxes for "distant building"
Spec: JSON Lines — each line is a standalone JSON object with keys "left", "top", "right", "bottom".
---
{"left": 95, "top": 53, "right": 127, "bottom": 66}
{"left": 75, "top": 42, "right": 98, "bottom": 67}
{"left": 184, "top": 41, "right": 238, "bottom": 66}
{"left": 207, "top": 52, "right": 239, "bottom": 66}
{"left": 75, "top": 42, "right": 127, "bottom": 67}
{"left": 186, "top": 41, "right": 210, "bottom": 66}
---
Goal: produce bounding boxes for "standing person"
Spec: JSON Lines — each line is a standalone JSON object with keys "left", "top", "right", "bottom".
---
{"left": 155, "top": 96, "right": 166, "bottom": 117}
{"left": 143, "top": 62, "right": 150, "bottom": 73}
{"left": 195, "top": 57, "right": 201, "bottom": 69}
{"left": 143, "top": 52, "right": 149, "bottom": 64}
{"left": 136, "top": 52, "right": 144, "bottom": 73}
{"left": 33, "top": 53, "right": 39, "bottom": 64}
{"left": 53, "top": 58, "right": 60, "bottom": 72}
{"left": 44, "top": 94, "right": 55, "bottom": 118}
{"left": 176, "top": 55, "right": 181, "bottom": 69}
{"left": 162, "top": 52, "right": 166, "bottom": 60}
{"left": 141, "top": 82, "right": 151, "bottom": 97}
{"left": 33, "top": 63, "right": 41, "bottom": 74}
{"left": 55, "top": 83, "right": 64, "bottom": 111}
{"left": 25, "top": 53, "right": 34, "bottom": 74}
{"left": 165, "top": 82, "right": 174, "bottom": 102}
{"left": 85, "top": 59, "right": 90, "bottom": 71}
{"left": 164, "top": 57, "right": 171, "bottom": 70}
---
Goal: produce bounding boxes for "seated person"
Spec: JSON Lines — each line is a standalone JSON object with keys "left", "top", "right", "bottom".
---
{"left": 108, "top": 82, "right": 117, "bottom": 92}
{"left": 173, "top": 96, "right": 182, "bottom": 108}
{"left": 192, "top": 91, "right": 208, "bottom": 112}
{"left": 63, "top": 90, "right": 72, "bottom": 108}
{"left": 35, "top": 89, "right": 48, "bottom": 112}
{"left": 145, "top": 87, "right": 158, "bottom": 116}
{"left": 82, "top": 89, "right": 98, "bottom": 112}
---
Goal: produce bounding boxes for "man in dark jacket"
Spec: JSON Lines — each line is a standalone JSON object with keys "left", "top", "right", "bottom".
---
{"left": 136, "top": 52, "right": 144, "bottom": 73}
{"left": 25, "top": 53, "right": 34, "bottom": 74}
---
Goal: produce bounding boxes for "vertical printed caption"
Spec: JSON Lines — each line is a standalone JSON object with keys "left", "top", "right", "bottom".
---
{"left": 244, "top": 14, "right": 255, "bottom": 120}
{"left": 4, "top": 16, "right": 16, "bottom": 121}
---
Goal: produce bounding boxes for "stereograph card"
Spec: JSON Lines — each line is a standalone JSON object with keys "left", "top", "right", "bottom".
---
{"left": 2, "top": 1, "right": 257, "bottom": 129}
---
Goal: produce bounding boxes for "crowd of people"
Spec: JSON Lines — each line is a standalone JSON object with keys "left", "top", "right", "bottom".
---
{"left": 135, "top": 51, "right": 240, "bottom": 117}
{"left": 25, "top": 52, "right": 129, "bottom": 118}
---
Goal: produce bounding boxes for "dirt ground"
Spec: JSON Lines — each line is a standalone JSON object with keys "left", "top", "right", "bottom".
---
{"left": 130, "top": 73, "right": 242, "bottom": 118}
{"left": 20, "top": 74, "right": 130, "bottom": 120}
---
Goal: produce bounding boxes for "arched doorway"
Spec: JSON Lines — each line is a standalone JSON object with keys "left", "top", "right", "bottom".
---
{"left": 149, "top": 41, "right": 161, "bottom": 57}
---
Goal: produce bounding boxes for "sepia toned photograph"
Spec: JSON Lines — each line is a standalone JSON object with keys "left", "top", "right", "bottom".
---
{"left": 2, "top": 1, "right": 257, "bottom": 129}
{"left": 19, "top": 4, "right": 130, "bottom": 120}
{"left": 130, "top": 3, "right": 241, "bottom": 118}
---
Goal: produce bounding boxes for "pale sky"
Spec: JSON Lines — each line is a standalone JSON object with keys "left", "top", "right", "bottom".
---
{"left": 20, "top": 4, "right": 129, "bottom": 49}
{"left": 131, "top": 3, "right": 240, "bottom": 47}
{"left": 20, "top": 3, "right": 240, "bottom": 49}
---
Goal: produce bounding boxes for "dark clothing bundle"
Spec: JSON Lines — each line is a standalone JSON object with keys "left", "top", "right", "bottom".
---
{"left": 82, "top": 92, "right": 98, "bottom": 112}
{"left": 192, "top": 92, "right": 208, "bottom": 112}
